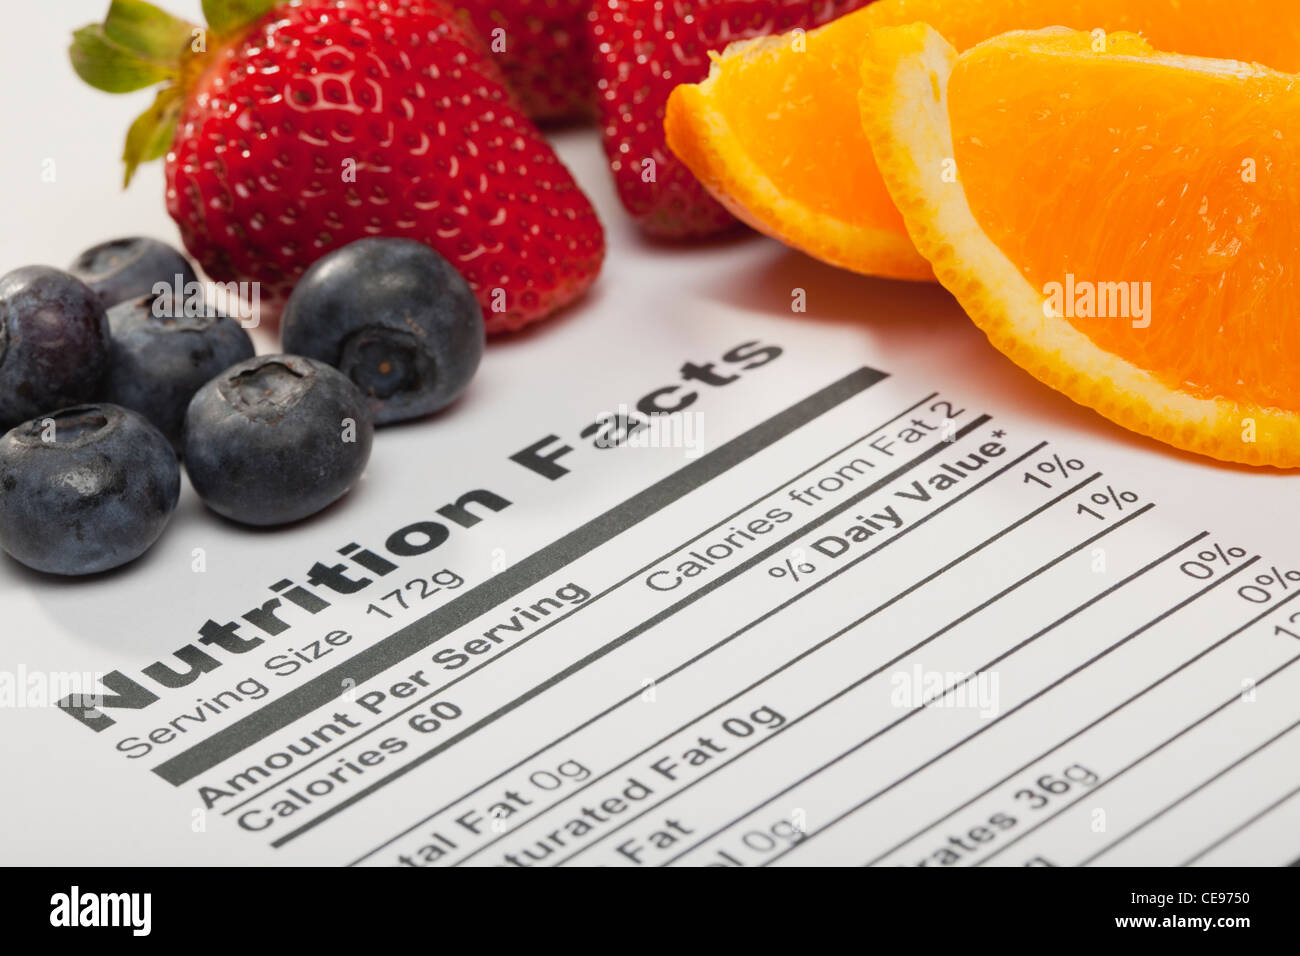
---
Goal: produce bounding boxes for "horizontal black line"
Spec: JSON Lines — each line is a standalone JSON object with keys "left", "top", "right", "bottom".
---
{"left": 657, "top": 503, "right": 1160, "bottom": 868}
{"left": 272, "top": 413, "right": 993, "bottom": 847}
{"left": 865, "top": 541, "right": 1300, "bottom": 867}
{"left": 152, "top": 366, "right": 888, "bottom": 786}
{"left": 558, "top": 480, "right": 1144, "bottom": 866}
{"left": 977, "top": 590, "right": 1297, "bottom": 867}
{"left": 226, "top": 390, "right": 938, "bottom": 817}
{"left": 445, "top": 440, "right": 1050, "bottom": 867}
{"left": 336, "top": 391, "right": 942, "bottom": 855}
{"left": 824, "top": 544, "right": 1253, "bottom": 869}
{"left": 1183, "top": 769, "right": 1300, "bottom": 867}
{"left": 1084, "top": 710, "right": 1300, "bottom": 865}
{"left": 781, "top": 527, "right": 1241, "bottom": 867}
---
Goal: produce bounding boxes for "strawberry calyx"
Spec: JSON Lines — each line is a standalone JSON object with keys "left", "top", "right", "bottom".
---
{"left": 69, "top": 0, "right": 279, "bottom": 186}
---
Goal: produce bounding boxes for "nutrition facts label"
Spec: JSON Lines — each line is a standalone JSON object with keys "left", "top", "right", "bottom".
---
{"left": 115, "top": 362, "right": 1300, "bottom": 867}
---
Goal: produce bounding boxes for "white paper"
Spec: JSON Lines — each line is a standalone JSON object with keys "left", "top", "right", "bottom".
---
{"left": 3, "top": 1, "right": 1299, "bottom": 869}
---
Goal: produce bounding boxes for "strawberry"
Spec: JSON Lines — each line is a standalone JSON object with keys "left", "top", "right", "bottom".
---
{"left": 69, "top": 0, "right": 604, "bottom": 333}
{"left": 456, "top": 0, "right": 594, "bottom": 122}
{"left": 589, "top": 0, "right": 872, "bottom": 238}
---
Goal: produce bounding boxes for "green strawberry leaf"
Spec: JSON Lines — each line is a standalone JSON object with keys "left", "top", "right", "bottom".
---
{"left": 202, "top": 0, "right": 277, "bottom": 36}
{"left": 69, "top": 24, "right": 175, "bottom": 93}
{"left": 122, "top": 86, "right": 183, "bottom": 187}
{"left": 104, "top": 0, "right": 195, "bottom": 64}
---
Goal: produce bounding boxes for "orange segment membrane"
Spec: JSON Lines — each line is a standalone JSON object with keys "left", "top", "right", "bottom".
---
{"left": 710, "top": 35, "right": 907, "bottom": 232}
{"left": 950, "top": 45, "right": 1300, "bottom": 411}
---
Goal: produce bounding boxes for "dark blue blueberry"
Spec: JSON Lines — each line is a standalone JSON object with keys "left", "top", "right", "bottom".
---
{"left": 0, "top": 266, "right": 110, "bottom": 430}
{"left": 0, "top": 404, "right": 179, "bottom": 575}
{"left": 102, "top": 293, "right": 255, "bottom": 450}
{"left": 68, "top": 237, "right": 198, "bottom": 310}
{"left": 183, "top": 354, "right": 374, "bottom": 526}
{"left": 281, "top": 238, "right": 484, "bottom": 425}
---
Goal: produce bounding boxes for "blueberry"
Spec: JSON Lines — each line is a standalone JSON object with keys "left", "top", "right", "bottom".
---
{"left": 183, "top": 354, "right": 374, "bottom": 526}
{"left": 69, "top": 237, "right": 198, "bottom": 310}
{"left": 102, "top": 293, "right": 255, "bottom": 450}
{"left": 0, "top": 266, "right": 111, "bottom": 430}
{"left": 0, "top": 404, "right": 179, "bottom": 575}
{"left": 281, "top": 238, "right": 484, "bottom": 425}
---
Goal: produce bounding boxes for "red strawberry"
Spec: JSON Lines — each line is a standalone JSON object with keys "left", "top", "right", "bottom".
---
{"left": 456, "top": 0, "right": 594, "bottom": 122}
{"left": 589, "top": 0, "right": 872, "bottom": 238}
{"left": 69, "top": 0, "right": 604, "bottom": 333}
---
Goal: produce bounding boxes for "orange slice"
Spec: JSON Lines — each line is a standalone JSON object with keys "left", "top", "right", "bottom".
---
{"left": 665, "top": 0, "right": 1300, "bottom": 282}
{"left": 858, "top": 25, "right": 1300, "bottom": 467}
